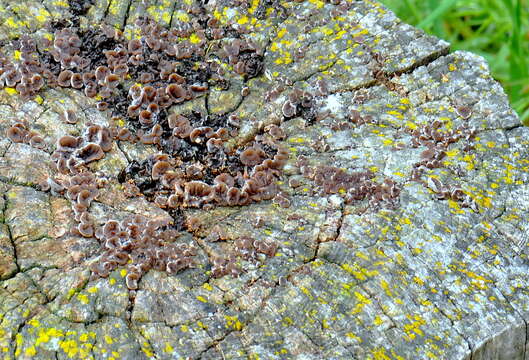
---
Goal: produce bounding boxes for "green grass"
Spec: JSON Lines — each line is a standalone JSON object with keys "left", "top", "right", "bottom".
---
{"left": 380, "top": 0, "right": 529, "bottom": 124}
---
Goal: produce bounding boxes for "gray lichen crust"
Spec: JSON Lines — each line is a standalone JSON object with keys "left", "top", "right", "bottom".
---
{"left": 1, "top": 1, "right": 528, "bottom": 360}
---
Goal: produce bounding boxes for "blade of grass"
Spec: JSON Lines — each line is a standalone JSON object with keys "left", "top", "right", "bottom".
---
{"left": 505, "top": 0, "right": 528, "bottom": 104}
{"left": 402, "top": 0, "right": 422, "bottom": 24}
{"left": 417, "top": 0, "right": 459, "bottom": 30}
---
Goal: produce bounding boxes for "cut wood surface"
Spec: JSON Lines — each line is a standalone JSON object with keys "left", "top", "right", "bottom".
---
{"left": 0, "top": 1, "right": 528, "bottom": 359}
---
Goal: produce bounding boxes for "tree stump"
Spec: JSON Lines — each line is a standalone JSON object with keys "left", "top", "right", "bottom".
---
{"left": 0, "top": 1, "right": 528, "bottom": 359}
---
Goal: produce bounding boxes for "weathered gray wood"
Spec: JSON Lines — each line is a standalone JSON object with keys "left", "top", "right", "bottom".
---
{"left": 1, "top": 1, "right": 528, "bottom": 359}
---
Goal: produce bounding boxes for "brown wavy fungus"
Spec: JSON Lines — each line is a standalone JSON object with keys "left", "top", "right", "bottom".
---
{"left": 1, "top": 15, "right": 282, "bottom": 289}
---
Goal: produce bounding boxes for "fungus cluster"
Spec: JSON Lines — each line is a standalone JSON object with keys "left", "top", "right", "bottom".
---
{"left": 408, "top": 120, "right": 476, "bottom": 180}
{"left": 218, "top": 38, "right": 264, "bottom": 79}
{"left": 52, "top": 124, "right": 113, "bottom": 174}
{"left": 1, "top": 10, "right": 285, "bottom": 289}
{"left": 117, "top": 120, "right": 289, "bottom": 212}
{"left": 349, "top": 109, "right": 376, "bottom": 126}
{"left": 421, "top": 176, "right": 478, "bottom": 211}
{"left": 90, "top": 216, "right": 196, "bottom": 289}
{"left": 6, "top": 120, "right": 46, "bottom": 150}
{"left": 299, "top": 163, "right": 401, "bottom": 208}
{"left": 0, "top": 36, "right": 46, "bottom": 97}
{"left": 211, "top": 236, "right": 277, "bottom": 278}
{"left": 281, "top": 88, "right": 317, "bottom": 124}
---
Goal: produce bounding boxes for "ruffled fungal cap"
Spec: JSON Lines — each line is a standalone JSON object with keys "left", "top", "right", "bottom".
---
{"left": 139, "top": 110, "right": 154, "bottom": 126}
{"left": 226, "top": 187, "right": 240, "bottom": 206}
{"left": 70, "top": 73, "right": 83, "bottom": 88}
{"left": 151, "top": 161, "right": 171, "bottom": 180}
{"left": 75, "top": 143, "right": 104, "bottom": 163}
{"left": 57, "top": 135, "right": 79, "bottom": 151}
{"left": 128, "top": 39, "right": 142, "bottom": 54}
{"left": 29, "top": 135, "right": 45, "bottom": 149}
{"left": 240, "top": 147, "right": 266, "bottom": 166}
{"left": 281, "top": 100, "right": 297, "bottom": 118}
{"left": 265, "top": 124, "right": 285, "bottom": 139}
{"left": 166, "top": 83, "right": 186, "bottom": 102}
{"left": 95, "top": 66, "right": 110, "bottom": 84}
{"left": 214, "top": 173, "right": 235, "bottom": 187}
{"left": 170, "top": 115, "right": 192, "bottom": 138}
{"left": 189, "top": 127, "right": 213, "bottom": 143}
{"left": 96, "top": 101, "right": 109, "bottom": 111}
{"left": 62, "top": 109, "right": 78, "bottom": 124}
{"left": 6, "top": 125, "right": 27, "bottom": 143}
{"left": 78, "top": 222, "right": 94, "bottom": 238}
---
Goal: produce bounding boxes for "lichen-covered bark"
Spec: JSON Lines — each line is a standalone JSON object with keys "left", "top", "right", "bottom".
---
{"left": 1, "top": 1, "right": 528, "bottom": 360}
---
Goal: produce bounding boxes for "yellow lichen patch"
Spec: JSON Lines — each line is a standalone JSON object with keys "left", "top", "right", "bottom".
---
{"left": 458, "top": 268, "right": 492, "bottom": 290}
{"left": 445, "top": 149, "right": 459, "bottom": 158}
{"left": 77, "top": 293, "right": 89, "bottom": 304}
{"left": 4, "top": 87, "right": 18, "bottom": 96}
{"left": 52, "top": 0, "right": 68, "bottom": 6}
{"left": 351, "top": 291, "right": 371, "bottom": 314}
{"left": 276, "top": 27, "right": 287, "bottom": 39}
{"left": 299, "top": 286, "right": 313, "bottom": 300}
{"left": 386, "top": 110, "right": 404, "bottom": 119}
{"left": 399, "top": 217, "right": 412, "bottom": 225}
{"left": 36, "top": 327, "right": 64, "bottom": 346}
{"left": 448, "top": 200, "right": 465, "bottom": 214}
{"left": 35, "top": 7, "right": 51, "bottom": 22}
{"left": 372, "top": 347, "right": 391, "bottom": 360}
{"left": 25, "top": 346, "right": 37, "bottom": 356}
{"left": 6, "top": 17, "right": 20, "bottom": 28}
{"left": 320, "top": 27, "right": 334, "bottom": 36}
{"left": 59, "top": 339, "right": 79, "bottom": 358}
{"left": 281, "top": 316, "right": 293, "bottom": 326}
{"left": 164, "top": 342, "right": 174, "bottom": 353}
{"left": 353, "top": 28, "right": 369, "bottom": 37}
{"left": 162, "top": 11, "right": 172, "bottom": 24}
{"left": 341, "top": 263, "right": 379, "bottom": 281}
{"left": 333, "top": 29, "right": 348, "bottom": 40}
{"left": 104, "top": 335, "right": 113, "bottom": 344}
{"left": 501, "top": 163, "right": 516, "bottom": 184}
{"left": 142, "top": 347, "right": 154, "bottom": 357}
{"left": 448, "top": 63, "right": 457, "bottom": 72}
{"left": 174, "top": 11, "right": 190, "bottom": 22}
{"left": 225, "top": 316, "right": 243, "bottom": 330}
{"left": 403, "top": 314, "right": 426, "bottom": 341}
{"left": 196, "top": 295, "right": 208, "bottom": 303}
{"left": 189, "top": 33, "right": 201, "bottom": 44}
{"left": 380, "top": 280, "right": 393, "bottom": 297}
{"left": 413, "top": 276, "right": 425, "bottom": 286}
{"left": 355, "top": 251, "right": 369, "bottom": 261}
{"left": 34, "top": 95, "right": 44, "bottom": 104}
{"left": 405, "top": 121, "right": 418, "bottom": 130}
{"left": 203, "top": 283, "right": 213, "bottom": 291}
{"left": 308, "top": 0, "right": 325, "bottom": 8}
{"left": 345, "top": 332, "right": 362, "bottom": 343}
{"left": 237, "top": 15, "right": 249, "bottom": 25}
{"left": 288, "top": 137, "right": 305, "bottom": 143}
